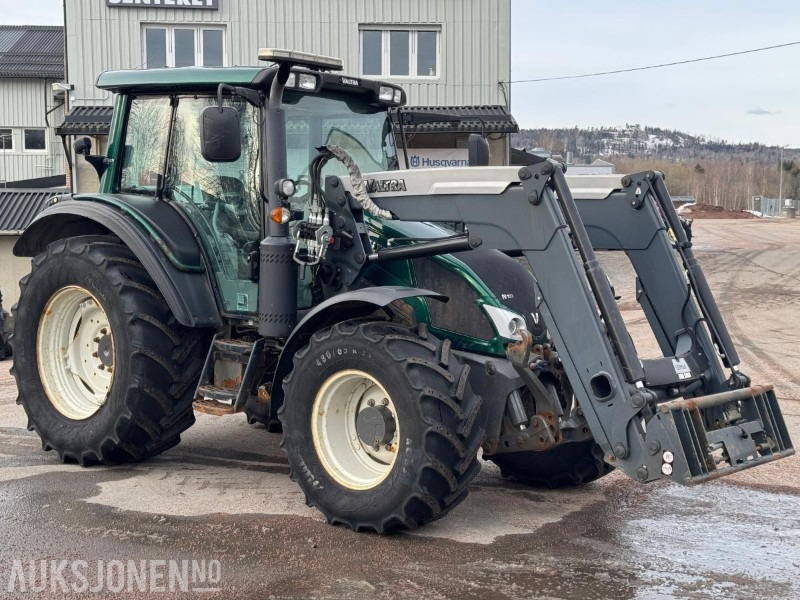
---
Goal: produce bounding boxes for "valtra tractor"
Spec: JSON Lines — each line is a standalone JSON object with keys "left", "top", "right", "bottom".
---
{"left": 11, "top": 49, "right": 793, "bottom": 532}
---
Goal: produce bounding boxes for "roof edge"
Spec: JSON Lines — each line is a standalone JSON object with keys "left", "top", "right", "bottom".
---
{"left": 96, "top": 66, "right": 265, "bottom": 92}
{"left": 0, "top": 25, "right": 64, "bottom": 31}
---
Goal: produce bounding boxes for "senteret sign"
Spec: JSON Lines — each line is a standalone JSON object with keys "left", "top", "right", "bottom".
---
{"left": 106, "top": 0, "right": 219, "bottom": 8}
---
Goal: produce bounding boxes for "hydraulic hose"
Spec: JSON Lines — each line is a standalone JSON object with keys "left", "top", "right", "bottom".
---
{"left": 325, "top": 145, "right": 394, "bottom": 220}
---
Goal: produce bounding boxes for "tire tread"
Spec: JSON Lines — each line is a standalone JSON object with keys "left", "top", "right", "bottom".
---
{"left": 488, "top": 439, "right": 613, "bottom": 488}
{"left": 13, "top": 236, "right": 208, "bottom": 466}
{"left": 280, "top": 320, "right": 484, "bottom": 533}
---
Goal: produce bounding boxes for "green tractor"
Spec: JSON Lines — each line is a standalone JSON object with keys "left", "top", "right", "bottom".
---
{"left": 11, "top": 49, "right": 793, "bottom": 532}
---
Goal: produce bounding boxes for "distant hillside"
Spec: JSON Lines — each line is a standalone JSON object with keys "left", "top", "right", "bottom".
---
{"left": 511, "top": 125, "right": 800, "bottom": 210}
{"left": 511, "top": 124, "right": 795, "bottom": 163}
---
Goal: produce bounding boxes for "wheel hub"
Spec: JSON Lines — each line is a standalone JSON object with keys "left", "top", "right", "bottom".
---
{"left": 311, "top": 370, "right": 400, "bottom": 490}
{"left": 37, "top": 286, "right": 115, "bottom": 420}
{"left": 97, "top": 333, "right": 114, "bottom": 367}
{"left": 356, "top": 405, "right": 396, "bottom": 448}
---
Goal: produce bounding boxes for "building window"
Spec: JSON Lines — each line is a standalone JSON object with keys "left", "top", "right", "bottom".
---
{"left": 23, "top": 129, "right": 46, "bottom": 152}
{"left": 0, "top": 128, "right": 12, "bottom": 152}
{"left": 143, "top": 26, "right": 226, "bottom": 69}
{"left": 360, "top": 27, "right": 440, "bottom": 79}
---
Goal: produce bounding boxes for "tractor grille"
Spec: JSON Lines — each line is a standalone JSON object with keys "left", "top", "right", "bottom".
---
{"left": 413, "top": 258, "right": 494, "bottom": 340}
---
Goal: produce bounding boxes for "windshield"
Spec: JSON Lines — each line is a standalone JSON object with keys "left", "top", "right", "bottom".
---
{"left": 283, "top": 91, "right": 396, "bottom": 200}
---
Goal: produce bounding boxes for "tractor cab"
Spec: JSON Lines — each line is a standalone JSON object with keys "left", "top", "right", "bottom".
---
{"left": 84, "top": 51, "right": 404, "bottom": 317}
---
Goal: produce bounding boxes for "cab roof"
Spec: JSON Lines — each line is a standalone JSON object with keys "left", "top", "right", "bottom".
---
{"left": 96, "top": 66, "right": 264, "bottom": 92}
{"left": 94, "top": 66, "right": 407, "bottom": 107}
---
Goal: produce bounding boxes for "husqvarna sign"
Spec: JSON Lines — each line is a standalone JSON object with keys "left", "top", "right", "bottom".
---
{"left": 106, "top": 0, "right": 219, "bottom": 8}
{"left": 407, "top": 148, "right": 469, "bottom": 169}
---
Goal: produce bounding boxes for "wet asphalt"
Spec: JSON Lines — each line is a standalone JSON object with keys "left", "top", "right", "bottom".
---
{"left": 1, "top": 219, "right": 799, "bottom": 599}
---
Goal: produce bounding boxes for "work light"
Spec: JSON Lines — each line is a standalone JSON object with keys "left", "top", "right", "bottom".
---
{"left": 275, "top": 178, "right": 296, "bottom": 198}
{"left": 378, "top": 86, "right": 395, "bottom": 102}
{"left": 298, "top": 73, "right": 317, "bottom": 90}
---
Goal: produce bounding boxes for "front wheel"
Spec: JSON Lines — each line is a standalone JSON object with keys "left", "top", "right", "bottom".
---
{"left": 12, "top": 236, "right": 209, "bottom": 465}
{"left": 280, "top": 321, "right": 484, "bottom": 532}
{"left": 488, "top": 439, "right": 613, "bottom": 488}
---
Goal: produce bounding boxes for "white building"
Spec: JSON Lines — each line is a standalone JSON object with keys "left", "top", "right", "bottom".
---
{"left": 0, "top": 26, "right": 66, "bottom": 187}
{"left": 59, "top": 0, "right": 513, "bottom": 190}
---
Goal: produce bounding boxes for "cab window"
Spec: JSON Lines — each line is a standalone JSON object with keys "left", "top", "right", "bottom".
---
{"left": 119, "top": 96, "right": 172, "bottom": 194}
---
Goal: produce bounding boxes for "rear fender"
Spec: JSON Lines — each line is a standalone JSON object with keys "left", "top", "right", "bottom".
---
{"left": 13, "top": 196, "right": 221, "bottom": 328}
{"left": 270, "top": 287, "right": 446, "bottom": 418}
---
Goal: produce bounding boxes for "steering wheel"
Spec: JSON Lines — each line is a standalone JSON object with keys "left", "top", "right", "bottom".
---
{"left": 219, "top": 191, "right": 245, "bottom": 208}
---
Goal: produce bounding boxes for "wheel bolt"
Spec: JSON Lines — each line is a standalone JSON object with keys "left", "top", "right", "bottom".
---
{"left": 94, "top": 337, "right": 101, "bottom": 343}
{"left": 98, "top": 364, "right": 106, "bottom": 371}
{"left": 381, "top": 398, "right": 389, "bottom": 406}
{"left": 92, "top": 352, "right": 99, "bottom": 358}
{"left": 100, "top": 328, "right": 108, "bottom": 335}
{"left": 367, "top": 399, "right": 375, "bottom": 407}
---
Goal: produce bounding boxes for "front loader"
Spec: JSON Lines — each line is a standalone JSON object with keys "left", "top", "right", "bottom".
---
{"left": 11, "top": 49, "right": 793, "bottom": 532}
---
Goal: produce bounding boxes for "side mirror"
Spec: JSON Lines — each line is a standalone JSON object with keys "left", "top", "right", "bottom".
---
{"left": 73, "top": 136, "right": 109, "bottom": 178}
{"left": 200, "top": 106, "right": 241, "bottom": 162}
{"left": 74, "top": 136, "right": 92, "bottom": 156}
{"left": 468, "top": 134, "right": 489, "bottom": 167}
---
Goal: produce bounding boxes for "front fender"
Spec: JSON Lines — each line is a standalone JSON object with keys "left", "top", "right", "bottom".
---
{"left": 269, "top": 287, "right": 446, "bottom": 419}
{"left": 14, "top": 195, "right": 221, "bottom": 328}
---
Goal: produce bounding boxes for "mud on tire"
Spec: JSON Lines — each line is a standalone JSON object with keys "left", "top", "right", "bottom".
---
{"left": 12, "top": 236, "right": 209, "bottom": 465}
{"left": 280, "top": 320, "right": 484, "bottom": 533}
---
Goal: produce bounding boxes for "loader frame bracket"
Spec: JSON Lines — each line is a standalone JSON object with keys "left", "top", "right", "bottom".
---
{"left": 344, "top": 161, "right": 794, "bottom": 485}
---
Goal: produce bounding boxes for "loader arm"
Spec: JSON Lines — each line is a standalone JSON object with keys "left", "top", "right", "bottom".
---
{"left": 323, "top": 160, "right": 794, "bottom": 486}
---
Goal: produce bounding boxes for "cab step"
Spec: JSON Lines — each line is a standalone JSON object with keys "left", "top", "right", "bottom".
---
{"left": 648, "top": 384, "right": 794, "bottom": 485}
{"left": 194, "top": 392, "right": 238, "bottom": 416}
{"left": 193, "top": 335, "right": 266, "bottom": 416}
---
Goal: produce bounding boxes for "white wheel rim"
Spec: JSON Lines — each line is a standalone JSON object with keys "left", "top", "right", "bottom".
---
{"left": 37, "top": 286, "right": 115, "bottom": 420}
{"left": 311, "top": 369, "right": 400, "bottom": 490}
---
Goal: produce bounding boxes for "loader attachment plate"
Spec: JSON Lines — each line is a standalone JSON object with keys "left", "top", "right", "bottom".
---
{"left": 647, "top": 385, "right": 794, "bottom": 485}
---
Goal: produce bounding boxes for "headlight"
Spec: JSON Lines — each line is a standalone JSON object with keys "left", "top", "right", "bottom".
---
{"left": 286, "top": 73, "right": 296, "bottom": 87}
{"left": 393, "top": 89, "right": 403, "bottom": 104}
{"left": 378, "top": 85, "right": 395, "bottom": 102}
{"left": 482, "top": 305, "right": 528, "bottom": 341}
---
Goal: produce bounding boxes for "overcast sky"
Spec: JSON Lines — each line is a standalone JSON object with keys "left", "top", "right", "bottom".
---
{"left": 6, "top": 0, "right": 800, "bottom": 146}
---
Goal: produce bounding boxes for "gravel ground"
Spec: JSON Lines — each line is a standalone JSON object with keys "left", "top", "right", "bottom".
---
{"left": 0, "top": 218, "right": 798, "bottom": 599}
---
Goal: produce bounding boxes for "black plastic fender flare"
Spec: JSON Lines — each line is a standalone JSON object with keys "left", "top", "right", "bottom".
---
{"left": 13, "top": 200, "right": 221, "bottom": 328}
{"left": 269, "top": 287, "right": 446, "bottom": 419}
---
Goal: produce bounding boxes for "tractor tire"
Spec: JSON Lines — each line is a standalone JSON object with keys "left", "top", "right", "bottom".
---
{"left": 243, "top": 396, "right": 282, "bottom": 433}
{"left": 12, "top": 235, "right": 209, "bottom": 465}
{"left": 488, "top": 439, "right": 613, "bottom": 488}
{"left": 280, "top": 320, "right": 483, "bottom": 532}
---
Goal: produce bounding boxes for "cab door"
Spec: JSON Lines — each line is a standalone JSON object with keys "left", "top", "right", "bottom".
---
{"left": 163, "top": 96, "right": 262, "bottom": 315}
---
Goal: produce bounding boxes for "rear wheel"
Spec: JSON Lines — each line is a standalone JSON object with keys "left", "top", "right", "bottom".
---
{"left": 12, "top": 236, "right": 209, "bottom": 465}
{"left": 243, "top": 394, "right": 282, "bottom": 433}
{"left": 280, "top": 321, "right": 483, "bottom": 532}
{"left": 488, "top": 439, "right": 612, "bottom": 488}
